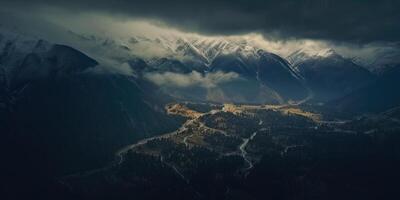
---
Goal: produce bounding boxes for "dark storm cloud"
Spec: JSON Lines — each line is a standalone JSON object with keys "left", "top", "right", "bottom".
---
{"left": 2, "top": 0, "right": 400, "bottom": 43}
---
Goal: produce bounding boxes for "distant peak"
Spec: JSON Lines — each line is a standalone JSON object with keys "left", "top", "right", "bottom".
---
{"left": 296, "top": 47, "right": 337, "bottom": 58}
{"left": 288, "top": 47, "right": 343, "bottom": 64}
{"left": 316, "top": 48, "right": 338, "bottom": 57}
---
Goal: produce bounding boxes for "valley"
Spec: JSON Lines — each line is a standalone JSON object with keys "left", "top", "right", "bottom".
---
{"left": 117, "top": 101, "right": 322, "bottom": 170}
{"left": 59, "top": 101, "right": 400, "bottom": 200}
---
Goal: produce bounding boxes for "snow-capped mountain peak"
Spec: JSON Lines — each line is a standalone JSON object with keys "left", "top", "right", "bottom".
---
{"left": 287, "top": 48, "right": 340, "bottom": 66}
{"left": 67, "top": 31, "right": 269, "bottom": 67}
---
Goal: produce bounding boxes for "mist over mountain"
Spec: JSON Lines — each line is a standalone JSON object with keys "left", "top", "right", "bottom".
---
{"left": 55, "top": 29, "right": 313, "bottom": 104}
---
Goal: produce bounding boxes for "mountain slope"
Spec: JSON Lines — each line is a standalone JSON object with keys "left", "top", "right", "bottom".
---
{"left": 0, "top": 34, "right": 183, "bottom": 198}
{"left": 256, "top": 50, "right": 308, "bottom": 101}
{"left": 289, "top": 49, "right": 374, "bottom": 101}
{"left": 333, "top": 66, "right": 400, "bottom": 114}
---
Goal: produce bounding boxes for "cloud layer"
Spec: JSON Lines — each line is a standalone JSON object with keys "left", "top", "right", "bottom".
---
{"left": 1, "top": 0, "right": 400, "bottom": 43}
{"left": 144, "top": 71, "right": 240, "bottom": 88}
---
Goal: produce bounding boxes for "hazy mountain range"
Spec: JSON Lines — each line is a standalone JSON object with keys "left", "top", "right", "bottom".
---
{"left": 59, "top": 30, "right": 392, "bottom": 104}
{"left": 2, "top": 26, "right": 399, "bottom": 110}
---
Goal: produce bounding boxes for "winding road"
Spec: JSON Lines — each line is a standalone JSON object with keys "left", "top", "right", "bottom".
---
{"left": 239, "top": 131, "right": 258, "bottom": 171}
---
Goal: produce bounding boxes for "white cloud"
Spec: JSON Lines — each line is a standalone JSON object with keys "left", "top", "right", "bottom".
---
{"left": 144, "top": 71, "right": 240, "bottom": 88}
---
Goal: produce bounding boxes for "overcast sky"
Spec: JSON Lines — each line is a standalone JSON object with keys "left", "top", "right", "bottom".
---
{"left": 1, "top": 0, "right": 399, "bottom": 43}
